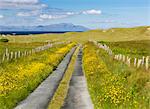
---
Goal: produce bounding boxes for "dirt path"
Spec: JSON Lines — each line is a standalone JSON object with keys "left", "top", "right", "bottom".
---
{"left": 61, "top": 48, "right": 94, "bottom": 109}
{"left": 15, "top": 47, "right": 76, "bottom": 109}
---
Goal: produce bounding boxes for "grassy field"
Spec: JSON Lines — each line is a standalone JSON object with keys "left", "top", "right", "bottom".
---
{"left": 0, "top": 26, "right": 150, "bottom": 43}
{"left": 99, "top": 40, "right": 150, "bottom": 58}
{"left": 0, "top": 26, "right": 150, "bottom": 109}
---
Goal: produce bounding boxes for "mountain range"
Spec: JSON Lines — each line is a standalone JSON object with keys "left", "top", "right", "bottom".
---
{"left": 0, "top": 23, "right": 89, "bottom": 32}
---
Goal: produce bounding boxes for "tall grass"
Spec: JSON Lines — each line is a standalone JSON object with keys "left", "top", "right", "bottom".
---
{"left": 83, "top": 42, "right": 150, "bottom": 109}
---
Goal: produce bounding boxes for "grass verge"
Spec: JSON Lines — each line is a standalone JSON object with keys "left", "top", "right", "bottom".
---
{"left": 0, "top": 43, "right": 75, "bottom": 109}
{"left": 83, "top": 42, "right": 150, "bottom": 109}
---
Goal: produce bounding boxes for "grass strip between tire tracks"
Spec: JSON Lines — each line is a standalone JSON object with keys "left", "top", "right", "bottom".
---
{"left": 47, "top": 45, "right": 80, "bottom": 109}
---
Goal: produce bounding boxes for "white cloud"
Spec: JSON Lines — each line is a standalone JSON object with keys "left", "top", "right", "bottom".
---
{"left": 82, "top": 9, "right": 102, "bottom": 15}
{"left": 0, "top": 0, "right": 38, "bottom": 4}
{"left": 17, "top": 10, "right": 39, "bottom": 17}
{"left": 66, "top": 12, "right": 75, "bottom": 15}
{"left": 39, "top": 9, "right": 102, "bottom": 20}
{"left": 17, "top": 12, "right": 31, "bottom": 17}
{"left": 39, "top": 14, "right": 68, "bottom": 20}
{"left": 0, "top": 0, "right": 47, "bottom": 10}
{"left": 39, "top": 11, "right": 76, "bottom": 20}
{"left": 0, "top": 15, "right": 4, "bottom": 18}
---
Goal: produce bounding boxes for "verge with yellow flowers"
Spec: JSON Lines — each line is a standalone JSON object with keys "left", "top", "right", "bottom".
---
{"left": 0, "top": 43, "right": 75, "bottom": 109}
{"left": 83, "top": 42, "right": 150, "bottom": 109}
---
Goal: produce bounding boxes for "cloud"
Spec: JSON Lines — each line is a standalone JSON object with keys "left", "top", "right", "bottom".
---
{"left": 82, "top": 9, "right": 102, "bottom": 15}
{"left": 0, "top": 15, "right": 4, "bottom": 18}
{"left": 0, "top": 0, "right": 38, "bottom": 4}
{"left": 39, "top": 11, "right": 76, "bottom": 20}
{"left": 0, "top": 0, "right": 47, "bottom": 10}
{"left": 17, "top": 10, "right": 39, "bottom": 17}
{"left": 91, "top": 20, "right": 115, "bottom": 24}
{"left": 17, "top": 12, "right": 31, "bottom": 17}
{"left": 39, "top": 14, "right": 68, "bottom": 20}
{"left": 38, "top": 9, "right": 102, "bottom": 20}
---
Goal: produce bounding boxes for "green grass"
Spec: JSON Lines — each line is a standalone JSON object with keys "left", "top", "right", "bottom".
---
{"left": 0, "top": 42, "right": 47, "bottom": 59}
{"left": 83, "top": 42, "right": 150, "bottom": 109}
{"left": 1, "top": 26, "right": 149, "bottom": 43}
{"left": 98, "top": 40, "right": 150, "bottom": 58}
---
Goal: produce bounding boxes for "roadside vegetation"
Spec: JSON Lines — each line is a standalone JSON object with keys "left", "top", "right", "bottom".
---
{"left": 83, "top": 42, "right": 150, "bottom": 109}
{"left": 0, "top": 43, "right": 75, "bottom": 109}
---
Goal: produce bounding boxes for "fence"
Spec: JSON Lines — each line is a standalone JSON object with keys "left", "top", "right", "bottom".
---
{"left": 91, "top": 40, "right": 149, "bottom": 70}
{"left": 0, "top": 41, "right": 70, "bottom": 64}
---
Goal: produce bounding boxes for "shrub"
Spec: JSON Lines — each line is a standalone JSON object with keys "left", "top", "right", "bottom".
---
{"left": 0, "top": 38, "right": 9, "bottom": 42}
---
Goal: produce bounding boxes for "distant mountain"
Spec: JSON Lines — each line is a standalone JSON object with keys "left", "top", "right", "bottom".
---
{"left": 0, "top": 23, "right": 89, "bottom": 32}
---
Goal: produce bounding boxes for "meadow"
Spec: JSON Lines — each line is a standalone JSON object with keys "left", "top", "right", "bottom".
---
{"left": 0, "top": 26, "right": 150, "bottom": 109}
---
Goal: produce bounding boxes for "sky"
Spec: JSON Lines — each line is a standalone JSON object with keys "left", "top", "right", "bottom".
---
{"left": 0, "top": 0, "right": 149, "bottom": 29}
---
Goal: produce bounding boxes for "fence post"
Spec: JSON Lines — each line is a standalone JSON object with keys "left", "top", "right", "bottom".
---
{"left": 141, "top": 56, "right": 145, "bottom": 66}
{"left": 6, "top": 53, "right": 10, "bottom": 61}
{"left": 146, "top": 56, "right": 149, "bottom": 70}
{"left": 10, "top": 52, "right": 13, "bottom": 60}
{"left": 134, "top": 58, "right": 137, "bottom": 67}
{"left": 2, "top": 53, "right": 5, "bottom": 62}
{"left": 137, "top": 59, "right": 142, "bottom": 68}
{"left": 126, "top": 56, "right": 131, "bottom": 66}
{"left": 18, "top": 51, "right": 21, "bottom": 58}
{"left": 15, "top": 52, "right": 17, "bottom": 59}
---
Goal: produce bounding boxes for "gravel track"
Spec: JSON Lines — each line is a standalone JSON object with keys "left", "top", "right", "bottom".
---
{"left": 14, "top": 47, "right": 76, "bottom": 109}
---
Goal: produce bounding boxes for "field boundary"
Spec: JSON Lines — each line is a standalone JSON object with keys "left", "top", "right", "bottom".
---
{"left": 91, "top": 40, "right": 149, "bottom": 70}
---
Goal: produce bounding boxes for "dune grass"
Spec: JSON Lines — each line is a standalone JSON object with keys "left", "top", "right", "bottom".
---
{"left": 48, "top": 46, "right": 79, "bottom": 109}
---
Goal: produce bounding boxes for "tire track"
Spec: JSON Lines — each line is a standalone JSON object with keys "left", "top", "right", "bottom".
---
{"left": 61, "top": 48, "right": 94, "bottom": 109}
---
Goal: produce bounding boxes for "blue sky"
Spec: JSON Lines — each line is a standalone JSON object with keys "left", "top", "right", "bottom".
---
{"left": 0, "top": 0, "right": 149, "bottom": 29}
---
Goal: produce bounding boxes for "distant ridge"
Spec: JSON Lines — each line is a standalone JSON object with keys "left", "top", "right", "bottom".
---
{"left": 0, "top": 23, "right": 89, "bottom": 32}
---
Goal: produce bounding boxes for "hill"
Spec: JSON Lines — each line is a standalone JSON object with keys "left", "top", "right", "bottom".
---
{"left": 0, "top": 23, "right": 89, "bottom": 32}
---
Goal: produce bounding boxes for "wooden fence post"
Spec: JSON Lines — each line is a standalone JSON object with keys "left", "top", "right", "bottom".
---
{"left": 15, "top": 52, "right": 17, "bottom": 59}
{"left": 2, "top": 54, "right": 5, "bottom": 62}
{"left": 18, "top": 51, "right": 21, "bottom": 58}
{"left": 126, "top": 56, "right": 131, "bottom": 66}
{"left": 141, "top": 56, "right": 145, "bottom": 66}
{"left": 10, "top": 52, "right": 13, "bottom": 60}
{"left": 134, "top": 58, "right": 137, "bottom": 67}
{"left": 6, "top": 53, "right": 10, "bottom": 61}
{"left": 137, "top": 59, "right": 142, "bottom": 68}
{"left": 146, "top": 56, "right": 149, "bottom": 70}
